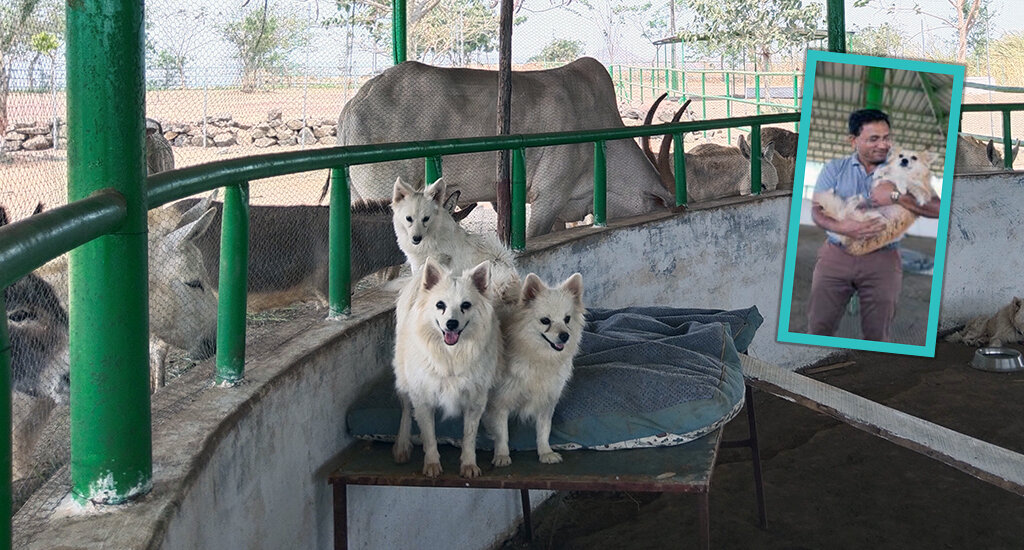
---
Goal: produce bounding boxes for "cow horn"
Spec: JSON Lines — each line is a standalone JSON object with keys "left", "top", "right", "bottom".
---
{"left": 655, "top": 99, "right": 692, "bottom": 193}
{"left": 641, "top": 93, "right": 669, "bottom": 168}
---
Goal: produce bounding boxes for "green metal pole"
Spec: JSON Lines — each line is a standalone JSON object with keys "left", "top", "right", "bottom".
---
{"left": 511, "top": 148, "right": 527, "bottom": 250}
{"left": 673, "top": 134, "right": 687, "bottom": 206}
{"left": 827, "top": 0, "right": 846, "bottom": 53}
{"left": 0, "top": 294, "right": 10, "bottom": 547}
{"left": 755, "top": 74, "right": 762, "bottom": 115}
{"left": 794, "top": 73, "right": 800, "bottom": 131}
{"left": 865, "top": 67, "right": 886, "bottom": 109}
{"left": 67, "top": 0, "right": 151, "bottom": 505}
{"left": 726, "top": 73, "right": 732, "bottom": 143}
{"left": 751, "top": 124, "right": 763, "bottom": 194}
{"left": 425, "top": 155, "right": 443, "bottom": 184}
{"left": 329, "top": 167, "right": 352, "bottom": 317}
{"left": 639, "top": 68, "right": 644, "bottom": 103}
{"left": 215, "top": 182, "right": 249, "bottom": 386}
{"left": 392, "top": 0, "right": 407, "bottom": 64}
{"left": 701, "top": 73, "right": 707, "bottom": 138}
{"left": 1003, "top": 109, "right": 1013, "bottom": 169}
{"left": 593, "top": 141, "right": 607, "bottom": 227}
{"left": 628, "top": 66, "right": 633, "bottom": 103}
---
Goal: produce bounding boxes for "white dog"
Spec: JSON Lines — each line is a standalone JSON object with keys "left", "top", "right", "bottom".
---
{"left": 946, "top": 297, "right": 1024, "bottom": 347}
{"left": 485, "top": 272, "right": 585, "bottom": 466}
{"left": 392, "top": 257, "right": 501, "bottom": 478}
{"left": 814, "top": 147, "right": 937, "bottom": 256}
{"left": 391, "top": 177, "right": 520, "bottom": 304}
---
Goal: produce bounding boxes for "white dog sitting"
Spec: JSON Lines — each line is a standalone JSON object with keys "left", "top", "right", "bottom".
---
{"left": 946, "top": 297, "right": 1024, "bottom": 347}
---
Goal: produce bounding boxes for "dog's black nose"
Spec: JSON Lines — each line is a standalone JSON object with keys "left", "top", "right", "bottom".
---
{"left": 900, "top": 158, "right": 909, "bottom": 166}
{"left": 412, "top": 235, "right": 422, "bottom": 245}
{"left": 558, "top": 332, "right": 570, "bottom": 343}
{"left": 446, "top": 319, "right": 459, "bottom": 330}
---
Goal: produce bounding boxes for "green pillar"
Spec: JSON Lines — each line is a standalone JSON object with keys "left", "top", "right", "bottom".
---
{"left": 673, "top": 134, "right": 687, "bottom": 206}
{"left": 827, "top": 0, "right": 846, "bottom": 53}
{"left": 392, "top": 0, "right": 407, "bottom": 64}
{"left": 329, "top": 167, "right": 352, "bottom": 317}
{"left": 66, "top": 0, "right": 151, "bottom": 504}
{"left": 865, "top": 67, "right": 886, "bottom": 109}
{"left": 593, "top": 141, "right": 607, "bottom": 227}
{"left": 215, "top": 182, "right": 249, "bottom": 386}
{"left": 425, "top": 156, "right": 442, "bottom": 184}
{"left": 511, "top": 149, "right": 527, "bottom": 251}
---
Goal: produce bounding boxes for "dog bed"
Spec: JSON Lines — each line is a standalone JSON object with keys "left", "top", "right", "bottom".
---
{"left": 346, "top": 306, "right": 761, "bottom": 451}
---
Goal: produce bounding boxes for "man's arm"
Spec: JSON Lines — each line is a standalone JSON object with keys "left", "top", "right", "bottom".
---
{"left": 811, "top": 196, "right": 888, "bottom": 238}
{"left": 870, "top": 181, "right": 942, "bottom": 218}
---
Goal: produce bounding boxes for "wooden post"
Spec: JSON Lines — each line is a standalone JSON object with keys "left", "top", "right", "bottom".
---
{"left": 495, "top": 0, "right": 513, "bottom": 245}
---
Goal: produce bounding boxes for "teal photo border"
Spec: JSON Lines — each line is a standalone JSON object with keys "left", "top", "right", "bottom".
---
{"left": 776, "top": 50, "right": 966, "bottom": 357}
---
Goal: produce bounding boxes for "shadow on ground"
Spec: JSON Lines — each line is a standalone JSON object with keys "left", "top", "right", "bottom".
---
{"left": 501, "top": 341, "right": 1024, "bottom": 550}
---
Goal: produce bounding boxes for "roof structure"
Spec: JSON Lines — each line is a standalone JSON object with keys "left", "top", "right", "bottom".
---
{"left": 806, "top": 61, "right": 957, "bottom": 176}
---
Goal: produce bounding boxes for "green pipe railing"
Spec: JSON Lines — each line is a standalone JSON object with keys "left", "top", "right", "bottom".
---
{"left": 511, "top": 149, "right": 527, "bottom": 250}
{"left": 593, "top": 141, "right": 607, "bottom": 226}
{"left": 328, "top": 167, "right": 353, "bottom": 316}
{"left": 215, "top": 183, "right": 250, "bottom": 385}
{"left": 959, "top": 103, "right": 1024, "bottom": 170}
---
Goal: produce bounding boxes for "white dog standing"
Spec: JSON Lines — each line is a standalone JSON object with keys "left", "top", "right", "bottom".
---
{"left": 486, "top": 272, "right": 585, "bottom": 466}
{"left": 392, "top": 257, "right": 501, "bottom": 478}
{"left": 391, "top": 176, "right": 520, "bottom": 303}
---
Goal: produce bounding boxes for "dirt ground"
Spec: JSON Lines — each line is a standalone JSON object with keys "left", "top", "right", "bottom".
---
{"left": 500, "top": 340, "right": 1024, "bottom": 550}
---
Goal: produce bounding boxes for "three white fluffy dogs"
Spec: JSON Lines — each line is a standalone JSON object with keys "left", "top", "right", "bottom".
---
{"left": 391, "top": 177, "right": 584, "bottom": 477}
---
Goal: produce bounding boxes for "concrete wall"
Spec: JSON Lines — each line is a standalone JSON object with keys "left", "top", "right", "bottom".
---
{"left": 18, "top": 173, "right": 1023, "bottom": 549}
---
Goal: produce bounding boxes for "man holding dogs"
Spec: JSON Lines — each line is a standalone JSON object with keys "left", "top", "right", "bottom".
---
{"left": 808, "top": 109, "right": 941, "bottom": 341}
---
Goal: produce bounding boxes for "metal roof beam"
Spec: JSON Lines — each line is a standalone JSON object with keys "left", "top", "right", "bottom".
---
{"left": 916, "top": 71, "right": 950, "bottom": 135}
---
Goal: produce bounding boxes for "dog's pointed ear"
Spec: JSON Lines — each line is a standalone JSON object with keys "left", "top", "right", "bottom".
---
{"left": 521, "top": 273, "right": 545, "bottom": 305}
{"left": 423, "top": 257, "right": 443, "bottom": 291}
{"left": 469, "top": 261, "right": 490, "bottom": 295}
{"left": 561, "top": 273, "right": 584, "bottom": 304}
{"left": 424, "top": 178, "right": 446, "bottom": 206}
{"left": 393, "top": 177, "right": 415, "bottom": 204}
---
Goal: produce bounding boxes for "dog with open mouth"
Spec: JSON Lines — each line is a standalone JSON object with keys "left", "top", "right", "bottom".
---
{"left": 485, "top": 272, "right": 585, "bottom": 466}
{"left": 392, "top": 257, "right": 501, "bottom": 478}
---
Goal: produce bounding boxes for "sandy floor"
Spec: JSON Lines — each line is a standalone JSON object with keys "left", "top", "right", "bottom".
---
{"left": 500, "top": 340, "right": 1024, "bottom": 550}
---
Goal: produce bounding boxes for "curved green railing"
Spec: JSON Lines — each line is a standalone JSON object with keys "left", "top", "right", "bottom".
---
{"left": 959, "top": 103, "right": 1024, "bottom": 170}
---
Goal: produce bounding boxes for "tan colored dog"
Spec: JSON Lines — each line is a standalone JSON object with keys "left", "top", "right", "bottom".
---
{"left": 946, "top": 297, "right": 1024, "bottom": 347}
{"left": 392, "top": 257, "right": 501, "bottom": 478}
{"left": 815, "top": 147, "right": 938, "bottom": 256}
{"left": 485, "top": 272, "right": 585, "bottom": 467}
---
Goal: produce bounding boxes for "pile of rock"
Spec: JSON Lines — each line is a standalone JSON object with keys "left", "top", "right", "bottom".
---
{"left": 159, "top": 109, "right": 337, "bottom": 148}
{"left": 3, "top": 109, "right": 338, "bottom": 152}
{"left": 4, "top": 121, "right": 63, "bottom": 151}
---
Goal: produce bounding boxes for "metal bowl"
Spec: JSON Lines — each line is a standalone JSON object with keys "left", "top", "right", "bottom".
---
{"left": 970, "top": 347, "right": 1024, "bottom": 373}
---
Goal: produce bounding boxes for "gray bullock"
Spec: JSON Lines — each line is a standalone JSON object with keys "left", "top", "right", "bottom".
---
{"left": 337, "top": 57, "right": 676, "bottom": 237}
{"left": 955, "top": 134, "right": 1020, "bottom": 173}
{"left": 168, "top": 197, "right": 407, "bottom": 312}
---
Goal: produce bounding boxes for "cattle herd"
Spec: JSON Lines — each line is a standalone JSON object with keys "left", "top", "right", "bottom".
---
{"left": 3, "top": 59, "right": 1020, "bottom": 487}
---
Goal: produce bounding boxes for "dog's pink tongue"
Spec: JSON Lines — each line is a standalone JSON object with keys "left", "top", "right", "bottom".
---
{"left": 554, "top": 342, "right": 565, "bottom": 351}
{"left": 444, "top": 330, "right": 460, "bottom": 345}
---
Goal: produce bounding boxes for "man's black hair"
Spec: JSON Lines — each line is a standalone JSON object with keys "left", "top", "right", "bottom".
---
{"left": 848, "top": 109, "right": 890, "bottom": 136}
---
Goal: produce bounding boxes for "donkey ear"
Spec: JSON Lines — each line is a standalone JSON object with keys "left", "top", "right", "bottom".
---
{"left": 738, "top": 134, "right": 751, "bottom": 159}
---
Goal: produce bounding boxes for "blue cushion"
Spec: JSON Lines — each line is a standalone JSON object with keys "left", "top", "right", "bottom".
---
{"left": 347, "top": 306, "right": 759, "bottom": 451}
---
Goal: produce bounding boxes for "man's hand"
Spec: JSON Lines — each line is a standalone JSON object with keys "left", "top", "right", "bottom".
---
{"left": 870, "top": 180, "right": 899, "bottom": 206}
{"left": 838, "top": 216, "right": 887, "bottom": 239}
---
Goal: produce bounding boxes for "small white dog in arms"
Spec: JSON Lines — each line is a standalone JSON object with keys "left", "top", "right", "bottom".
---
{"left": 814, "top": 147, "right": 938, "bottom": 256}
{"left": 486, "top": 272, "right": 585, "bottom": 467}
{"left": 392, "top": 257, "right": 502, "bottom": 478}
{"left": 391, "top": 176, "right": 520, "bottom": 304}
{"left": 946, "top": 297, "right": 1024, "bottom": 347}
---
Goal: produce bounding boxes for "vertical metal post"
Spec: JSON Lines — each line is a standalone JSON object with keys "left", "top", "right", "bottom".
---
{"left": 329, "top": 166, "right": 352, "bottom": 317}
{"left": 827, "top": 0, "right": 846, "bottom": 53}
{"left": 751, "top": 124, "right": 763, "bottom": 195}
{"left": 593, "top": 141, "right": 607, "bottom": 227}
{"left": 215, "top": 182, "right": 249, "bottom": 386}
{"left": 628, "top": 66, "right": 633, "bottom": 103}
{"left": 511, "top": 148, "right": 527, "bottom": 250}
{"left": 0, "top": 294, "right": 11, "bottom": 546}
{"left": 66, "top": 0, "right": 151, "bottom": 504}
{"left": 701, "top": 73, "right": 707, "bottom": 138}
{"left": 864, "top": 67, "right": 885, "bottom": 109}
{"left": 639, "top": 68, "right": 644, "bottom": 102}
{"left": 674, "top": 134, "right": 687, "bottom": 206}
{"left": 794, "top": 73, "right": 800, "bottom": 131}
{"left": 392, "top": 0, "right": 407, "bottom": 64}
{"left": 755, "top": 74, "right": 762, "bottom": 115}
{"left": 425, "top": 156, "right": 443, "bottom": 185}
{"left": 726, "top": 73, "right": 732, "bottom": 143}
{"left": 1002, "top": 109, "right": 1013, "bottom": 169}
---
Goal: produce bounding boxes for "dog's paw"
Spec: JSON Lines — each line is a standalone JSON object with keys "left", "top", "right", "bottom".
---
{"left": 492, "top": 454, "right": 512, "bottom": 467}
{"left": 539, "top": 451, "right": 563, "bottom": 464}
{"left": 422, "top": 462, "right": 443, "bottom": 477}
{"left": 392, "top": 441, "right": 412, "bottom": 464}
{"left": 460, "top": 463, "right": 482, "bottom": 478}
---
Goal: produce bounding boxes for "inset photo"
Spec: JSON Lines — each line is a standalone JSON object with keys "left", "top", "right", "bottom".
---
{"left": 778, "top": 50, "right": 965, "bottom": 357}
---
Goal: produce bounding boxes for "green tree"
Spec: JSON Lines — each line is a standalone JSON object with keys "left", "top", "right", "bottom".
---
{"left": 1, "top": 0, "right": 62, "bottom": 137}
{"left": 529, "top": 38, "right": 585, "bottom": 64}
{"left": 855, "top": 0, "right": 994, "bottom": 64}
{"left": 988, "top": 32, "right": 1024, "bottom": 86}
{"left": 677, "top": 0, "right": 822, "bottom": 70}
{"left": 848, "top": 23, "right": 913, "bottom": 57}
{"left": 412, "top": 0, "right": 499, "bottom": 64}
{"left": 145, "top": 2, "right": 219, "bottom": 89}
{"left": 221, "top": 5, "right": 309, "bottom": 92}
{"left": 29, "top": 31, "right": 58, "bottom": 92}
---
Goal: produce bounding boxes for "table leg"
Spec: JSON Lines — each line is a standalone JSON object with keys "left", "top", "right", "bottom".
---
{"left": 333, "top": 482, "right": 348, "bottom": 550}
